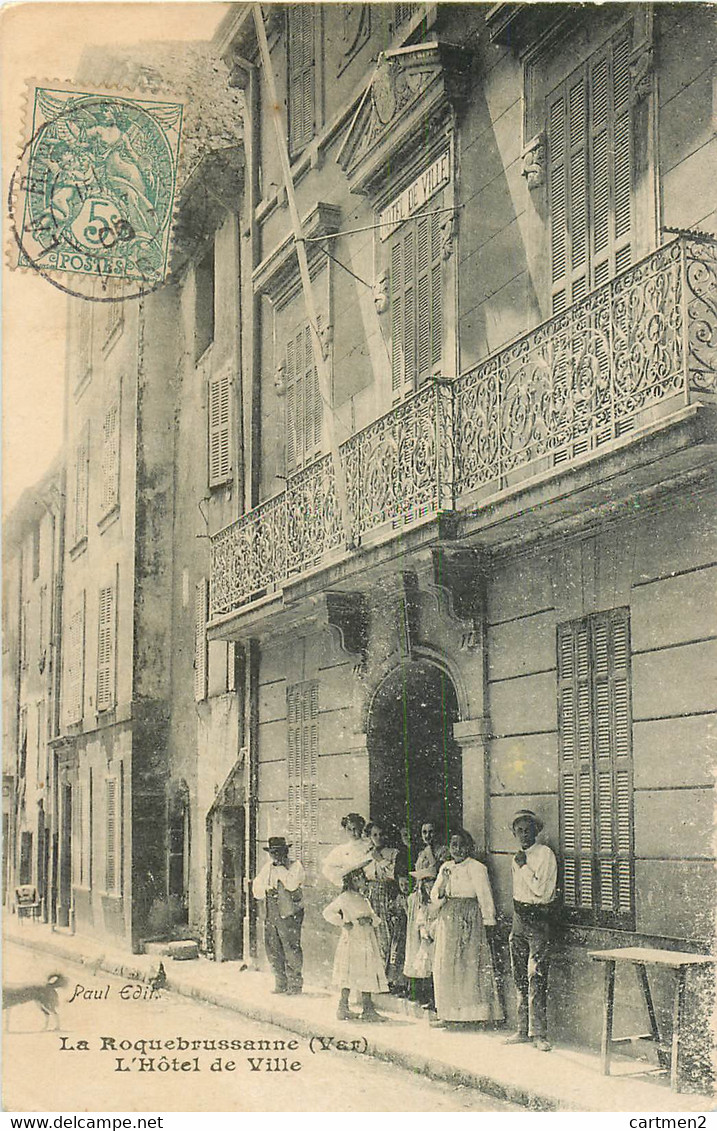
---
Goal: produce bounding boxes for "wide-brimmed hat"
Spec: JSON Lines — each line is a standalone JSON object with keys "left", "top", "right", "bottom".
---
{"left": 512, "top": 809, "right": 544, "bottom": 833}
{"left": 339, "top": 857, "right": 372, "bottom": 879}
{"left": 409, "top": 867, "right": 437, "bottom": 881}
{"left": 263, "top": 836, "right": 292, "bottom": 852}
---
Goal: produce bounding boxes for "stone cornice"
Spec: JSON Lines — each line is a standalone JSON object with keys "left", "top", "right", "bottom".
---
{"left": 337, "top": 41, "right": 472, "bottom": 198}
{"left": 252, "top": 201, "right": 341, "bottom": 306}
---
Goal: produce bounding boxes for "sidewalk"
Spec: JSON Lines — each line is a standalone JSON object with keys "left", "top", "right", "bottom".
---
{"left": 5, "top": 918, "right": 713, "bottom": 1113}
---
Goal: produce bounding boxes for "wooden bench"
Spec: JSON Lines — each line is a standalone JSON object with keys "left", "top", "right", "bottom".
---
{"left": 589, "top": 946, "right": 714, "bottom": 1092}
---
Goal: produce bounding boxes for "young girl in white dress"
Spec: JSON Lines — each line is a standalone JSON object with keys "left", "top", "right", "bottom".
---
{"left": 322, "top": 865, "right": 388, "bottom": 1022}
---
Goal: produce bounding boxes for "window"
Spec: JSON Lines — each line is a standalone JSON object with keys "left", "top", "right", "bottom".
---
{"left": 64, "top": 595, "right": 85, "bottom": 725}
{"left": 287, "top": 680, "right": 319, "bottom": 870}
{"left": 104, "top": 282, "right": 124, "bottom": 345}
{"left": 194, "top": 579, "right": 208, "bottom": 702}
{"left": 558, "top": 608, "right": 634, "bottom": 928}
{"left": 285, "top": 321, "right": 322, "bottom": 471}
{"left": 287, "top": 5, "right": 316, "bottom": 157}
{"left": 208, "top": 372, "right": 233, "bottom": 488}
{"left": 75, "top": 315, "right": 92, "bottom": 392}
{"left": 73, "top": 424, "right": 90, "bottom": 545}
{"left": 105, "top": 777, "right": 119, "bottom": 893}
{"left": 389, "top": 209, "right": 443, "bottom": 401}
{"left": 195, "top": 244, "right": 215, "bottom": 361}
{"left": 31, "top": 525, "right": 40, "bottom": 580}
{"left": 547, "top": 27, "right": 633, "bottom": 312}
{"left": 35, "top": 700, "right": 45, "bottom": 784}
{"left": 100, "top": 403, "right": 120, "bottom": 516}
{"left": 19, "top": 600, "right": 29, "bottom": 670}
{"left": 19, "top": 831, "right": 33, "bottom": 886}
{"left": 19, "top": 707, "right": 28, "bottom": 779}
{"left": 97, "top": 581, "right": 116, "bottom": 711}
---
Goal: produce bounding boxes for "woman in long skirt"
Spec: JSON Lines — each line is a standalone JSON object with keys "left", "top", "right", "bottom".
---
{"left": 363, "top": 820, "right": 398, "bottom": 967}
{"left": 430, "top": 829, "right": 504, "bottom": 1024}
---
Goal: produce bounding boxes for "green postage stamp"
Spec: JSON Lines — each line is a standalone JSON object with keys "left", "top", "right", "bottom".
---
{"left": 14, "top": 87, "right": 183, "bottom": 289}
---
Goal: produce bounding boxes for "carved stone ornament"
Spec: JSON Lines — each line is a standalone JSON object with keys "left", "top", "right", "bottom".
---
{"left": 273, "top": 359, "right": 287, "bottom": 397}
{"left": 319, "top": 322, "right": 334, "bottom": 362}
{"left": 630, "top": 45, "right": 654, "bottom": 104}
{"left": 337, "top": 42, "right": 472, "bottom": 196}
{"left": 325, "top": 592, "right": 369, "bottom": 666}
{"left": 373, "top": 270, "right": 390, "bottom": 314}
{"left": 441, "top": 212, "right": 457, "bottom": 260}
{"left": 521, "top": 132, "right": 546, "bottom": 191}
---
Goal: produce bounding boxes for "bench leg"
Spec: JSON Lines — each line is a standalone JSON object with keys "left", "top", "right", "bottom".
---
{"left": 600, "top": 960, "right": 616, "bottom": 1076}
{"left": 670, "top": 968, "right": 686, "bottom": 1092}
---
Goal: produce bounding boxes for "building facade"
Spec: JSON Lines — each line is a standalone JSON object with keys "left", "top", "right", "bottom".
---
{"left": 3, "top": 463, "right": 64, "bottom": 919}
{"left": 207, "top": 1, "right": 716, "bottom": 1057}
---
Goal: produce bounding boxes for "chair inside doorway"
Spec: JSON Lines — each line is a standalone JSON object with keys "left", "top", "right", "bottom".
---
{"left": 366, "top": 659, "right": 461, "bottom": 847}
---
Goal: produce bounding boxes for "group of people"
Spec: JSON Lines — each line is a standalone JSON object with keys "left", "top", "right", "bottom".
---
{"left": 252, "top": 809, "right": 557, "bottom": 1049}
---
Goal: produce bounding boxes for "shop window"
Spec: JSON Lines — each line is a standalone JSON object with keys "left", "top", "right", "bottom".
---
{"left": 287, "top": 680, "right": 319, "bottom": 870}
{"left": 547, "top": 27, "right": 633, "bottom": 312}
{"left": 195, "top": 243, "right": 215, "bottom": 361}
{"left": 558, "top": 608, "right": 634, "bottom": 928}
{"left": 389, "top": 208, "right": 443, "bottom": 401}
{"left": 287, "top": 5, "right": 316, "bottom": 158}
{"left": 285, "top": 321, "right": 323, "bottom": 471}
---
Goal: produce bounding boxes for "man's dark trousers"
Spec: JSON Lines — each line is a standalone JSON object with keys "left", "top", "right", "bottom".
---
{"left": 509, "top": 901, "right": 551, "bottom": 1039}
{"left": 264, "top": 891, "right": 304, "bottom": 993}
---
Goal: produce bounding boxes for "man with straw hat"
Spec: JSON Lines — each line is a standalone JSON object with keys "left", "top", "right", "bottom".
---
{"left": 505, "top": 810, "right": 557, "bottom": 1052}
{"left": 252, "top": 836, "right": 305, "bottom": 995}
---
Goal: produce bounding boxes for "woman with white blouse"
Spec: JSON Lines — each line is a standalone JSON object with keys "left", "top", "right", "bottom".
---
{"left": 322, "top": 813, "right": 372, "bottom": 887}
{"left": 430, "top": 829, "right": 504, "bottom": 1024}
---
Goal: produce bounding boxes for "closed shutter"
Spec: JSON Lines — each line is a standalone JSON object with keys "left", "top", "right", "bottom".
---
{"left": 208, "top": 372, "right": 232, "bottom": 487}
{"left": 558, "top": 608, "right": 634, "bottom": 926}
{"left": 548, "top": 26, "right": 634, "bottom": 312}
{"left": 106, "top": 778, "right": 118, "bottom": 892}
{"left": 285, "top": 322, "right": 322, "bottom": 471}
{"left": 101, "top": 403, "right": 120, "bottom": 514}
{"left": 286, "top": 680, "right": 319, "bottom": 868}
{"left": 288, "top": 5, "right": 315, "bottom": 157}
{"left": 97, "top": 582, "right": 116, "bottom": 711}
{"left": 390, "top": 207, "right": 444, "bottom": 399}
{"left": 74, "top": 423, "right": 89, "bottom": 543}
{"left": 194, "top": 579, "right": 208, "bottom": 702}
{"left": 64, "top": 595, "right": 85, "bottom": 725}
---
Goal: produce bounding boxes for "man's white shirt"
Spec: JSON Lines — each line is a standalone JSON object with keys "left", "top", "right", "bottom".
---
{"left": 511, "top": 843, "right": 557, "bottom": 904}
{"left": 252, "top": 859, "right": 305, "bottom": 899}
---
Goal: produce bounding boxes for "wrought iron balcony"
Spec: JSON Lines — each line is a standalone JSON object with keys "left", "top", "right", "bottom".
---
{"left": 210, "top": 236, "right": 716, "bottom": 621}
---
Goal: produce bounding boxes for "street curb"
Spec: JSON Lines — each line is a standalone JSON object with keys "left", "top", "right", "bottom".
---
{"left": 3, "top": 929, "right": 578, "bottom": 1112}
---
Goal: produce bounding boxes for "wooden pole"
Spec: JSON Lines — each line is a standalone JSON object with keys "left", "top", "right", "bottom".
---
{"left": 252, "top": 4, "right": 353, "bottom": 547}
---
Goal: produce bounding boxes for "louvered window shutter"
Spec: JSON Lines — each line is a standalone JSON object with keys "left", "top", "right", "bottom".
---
{"left": 288, "top": 5, "right": 315, "bottom": 157}
{"left": 106, "top": 778, "right": 117, "bottom": 892}
{"left": 97, "top": 583, "right": 116, "bottom": 711}
{"left": 285, "top": 323, "right": 322, "bottom": 470}
{"left": 101, "top": 403, "right": 120, "bottom": 514}
{"left": 548, "top": 27, "right": 634, "bottom": 311}
{"left": 287, "top": 685, "right": 301, "bottom": 847}
{"left": 208, "top": 372, "right": 232, "bottom": 487}
{"left": 75, "top": 424, "right": 89, "bottom": 544}
{"left": 558, "top": 609, "right": 634, "bottom": 926}
{"left": 194, "top": 579, "right": 208, "bottom": 702}
{"left": 390, "top": 208, "right": 443, "bottom": 398}
{"left": 287, "top": 681, "right": 319, "bottom": 868}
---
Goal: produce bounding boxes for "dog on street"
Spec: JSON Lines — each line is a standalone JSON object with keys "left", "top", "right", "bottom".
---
{"left": 3, "top": 972, "right": 68, "bottom": 1030}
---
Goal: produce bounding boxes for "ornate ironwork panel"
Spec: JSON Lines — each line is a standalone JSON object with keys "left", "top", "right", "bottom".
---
{"left": 209, "top": 492, "right": 287, "bottom": 617}
{"left": 286, "top": 455, "right": 343, "bottom": 575}
{"left": 685, "top": 237, "right": 717, "bottom": 394}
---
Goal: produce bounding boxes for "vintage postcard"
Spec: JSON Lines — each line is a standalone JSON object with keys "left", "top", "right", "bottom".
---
{"left": 2, "top": 0, "right": 715, "bottom": 1116}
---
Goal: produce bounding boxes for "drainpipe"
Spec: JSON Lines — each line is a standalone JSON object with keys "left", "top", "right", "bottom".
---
{"left": 243, "top": 638, "right": 260, "bottom": 962}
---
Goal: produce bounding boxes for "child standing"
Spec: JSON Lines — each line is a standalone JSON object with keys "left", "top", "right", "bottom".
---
{"left": 323, "top": 864, "right": 388, "bottom": 1022}
{"left": 404, "top": 866, "right": 439, "bottom": 1010}
{"left": 386, "top": 872, "right": 410, "bottom": 995}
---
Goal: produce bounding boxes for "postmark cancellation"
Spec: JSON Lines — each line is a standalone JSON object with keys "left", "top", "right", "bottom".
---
{"left": 12, "top": 86, "right": 183, "bottom": 293}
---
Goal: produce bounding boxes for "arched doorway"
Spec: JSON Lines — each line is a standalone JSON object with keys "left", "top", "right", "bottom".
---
{"left": 366, "top": 659, "right": 462, "bottom": 842}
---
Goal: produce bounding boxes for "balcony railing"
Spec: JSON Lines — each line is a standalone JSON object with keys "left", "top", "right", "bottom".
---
{"left": 210, "top": 236, "right": 716, "bottom": 620}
